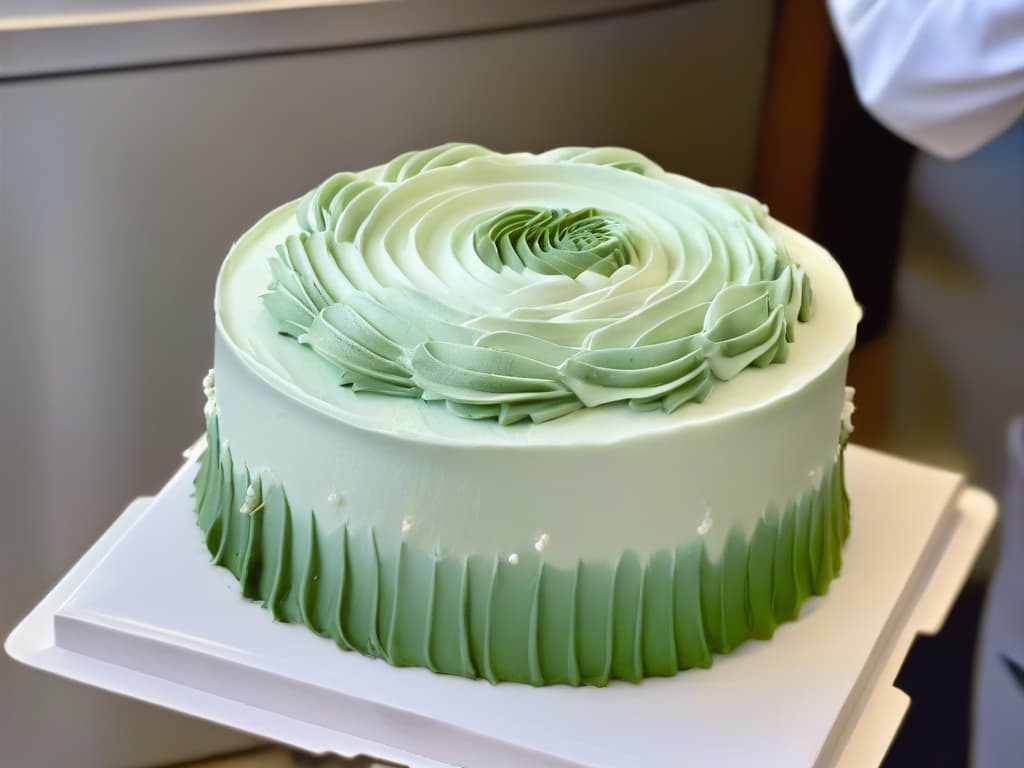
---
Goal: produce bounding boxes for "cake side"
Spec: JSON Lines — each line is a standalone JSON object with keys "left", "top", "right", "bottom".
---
{"left": 195, "top": 395, "right": 851, "bottom": 685}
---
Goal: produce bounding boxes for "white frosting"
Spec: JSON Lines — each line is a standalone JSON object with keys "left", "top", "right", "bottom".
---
{"left": 843, "top": 385, "right": 857, "bottom": 435}
{"left": 212, "top": 199, "right": 860, "bottom": 566}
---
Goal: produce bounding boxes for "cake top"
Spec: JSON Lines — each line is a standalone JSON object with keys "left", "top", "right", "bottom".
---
{"left": 216, "top": 144, "right": 859, "bottom": 443}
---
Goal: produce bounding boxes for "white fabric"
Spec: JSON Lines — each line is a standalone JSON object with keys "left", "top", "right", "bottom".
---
{"left": 828, "top": 0, "right": 1024, "bottom": 158}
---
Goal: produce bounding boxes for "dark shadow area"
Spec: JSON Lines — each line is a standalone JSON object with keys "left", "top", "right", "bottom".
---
{"left": 813, "top": 39, "right": 915, "bottom": 344}
{"left": 882, "top": 579, "right": 989, "bottom": 768}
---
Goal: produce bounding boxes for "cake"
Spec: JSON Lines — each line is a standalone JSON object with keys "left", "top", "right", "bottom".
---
{"left": 194, "top": 143, "right": 860, "bottom": 686}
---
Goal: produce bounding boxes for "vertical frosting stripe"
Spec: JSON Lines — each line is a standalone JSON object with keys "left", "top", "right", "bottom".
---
{"left": 633, "top": 566, "right": 647, "bottom": 679}
{"left": 309, "top": 518, "right": 339, "bottom": 637}
{"left": 298, "top": 516, "right": 321, "bottom": 634}
{"left": 387, "top": 542, "right": 435, "bottom": 667}
{"left": 537, "top": 560, "right": 581, "bottom": 686}
{"left": 367, "top": 529, "right": 386, "bottom": 661}
{"left": 458, "top": 557, "right": 477, "bottom": 678}
{"left": 486, "top": 555, "right": 542, "bottom": 684}
{"left": 194, "top": 409, "right": 220, "bottom": 526}
{"left": 566, "top": 560, "right": 581, "bottom": 687}
{"left": 575, "top": 560, "right": 615, "bottom": 685}
{"left": 239, "top": 477, "right": 263, "bottom": 600}
{"left": 373, "top": 530, "right": 398, "bottom": 662}
{"left": 793, "top": 492, "right": 814, "bottom": 607}
{"left": 338, "top": 526, "right": 375, "bottom": 655}
{"left": 610, "top": 551, "right": 644, "bottom": 683}
{"left": 327, "top": 524, "right": 354, "bottom": 651}
{"left": 422, "top": 556, "right": 440, "bottom": 672}
{"left": 747, "top": 507, "right": 778, "bottom": 640}
{"left": 267, "top": 490, "right": 294, "bottom": 622}
{"left": 205, "top": 450, "right": 232, "bottom": 562}
{"left": 830, "top": 459, "right": 847, "bottom": 577}
{"left": 673, "top": 540, "right": 712, "bottom": 669}
{"left": 719, "top": 526, "right": 751, "bottom": 653}
{"left": 428, "top": 556, "right": 476, "bottom": 677}
{"left": 480, "top": 555, "right": 500, "bottom": 684}
{"left": 699, "top": 542, "right": 724, "bottom": 653}
{"left": 221, "top": 464, "right": 252, "bottom": 575}
{"left": 772, "top": 501, "right": 799, "bottom": 622}
{"left": 809, "top": 471, "right": 828, "bottom": 596}
{"left": 641, "top": 550, "right": 678, "bottom": 676}
{"left": 527, "top": 561, "right": 544, "bottom": 685}
{"left": 256, "top": 485, "right": 283, "bottom": 609}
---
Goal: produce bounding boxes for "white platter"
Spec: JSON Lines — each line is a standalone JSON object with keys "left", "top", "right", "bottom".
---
{"left": 6, "top": 445, "right": 996, "bottom": 767}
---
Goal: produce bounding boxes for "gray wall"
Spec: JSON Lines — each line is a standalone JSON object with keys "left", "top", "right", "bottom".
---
{"left": 885, "top": 121, "right": 1024, "bottom": 496}
{"left": 0, "top": 2, "right": 775, "bottom": 765}
{"left": 878, "top": 119, "right": 1024, "bottom": 577}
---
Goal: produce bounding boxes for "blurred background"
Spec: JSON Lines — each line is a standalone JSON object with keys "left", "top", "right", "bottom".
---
{"left": 1, "top": 1, "right": 1021, "bottom": 766}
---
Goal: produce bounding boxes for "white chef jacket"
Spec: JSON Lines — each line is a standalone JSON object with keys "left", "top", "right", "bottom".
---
{"left": 828, "top": 0, "right": 1024, "bottom": 158}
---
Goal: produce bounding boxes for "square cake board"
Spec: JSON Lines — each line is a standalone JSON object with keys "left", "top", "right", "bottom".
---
{"left": 6, "top": 444, "right": 996, "bottom": 768}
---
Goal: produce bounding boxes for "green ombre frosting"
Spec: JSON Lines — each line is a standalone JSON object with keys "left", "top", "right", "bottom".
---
{"left": 262, "top": 143, "right": 813, "bottom": 425}
{"left": 195, "top": 407, "right": 850, "bottom": 686}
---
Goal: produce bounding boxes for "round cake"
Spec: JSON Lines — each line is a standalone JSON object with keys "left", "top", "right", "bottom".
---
{"left": 194, "top": 143, "right": 860, "bottom": 686}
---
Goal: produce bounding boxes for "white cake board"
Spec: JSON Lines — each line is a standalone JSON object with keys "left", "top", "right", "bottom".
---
{"left": 6, "top": 444, "right": 996, "bottom": 768}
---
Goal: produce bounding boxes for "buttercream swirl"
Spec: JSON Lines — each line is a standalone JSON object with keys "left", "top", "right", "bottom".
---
{"left": 263, "top": 143, "right": 813, "bottom": 424}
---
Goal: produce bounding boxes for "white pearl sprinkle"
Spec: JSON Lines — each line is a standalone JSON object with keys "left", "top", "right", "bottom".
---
{"left": 842, "top": 385, "right": 856, "bottom": 435}
{"left": 239, "top": 483, "right": 259, "bottom": 515}
{"left": 401, "top": 517, "right": 413, "bottom": 534}
{"left": 697, "top": 509, "right": 713, "bottom": 536}
{"left": 534, "top": 533, "right": 550, "bottom": 553}
{"left": 808, "top": 467, "right": 818, "bottom": 479}
{"left": 507, "top": 553, "right": 520, "bottom": 565}
{"left": 202, "top": 369, "right": 216, "bottom": 400}
{"left": 327, "top": 491, "right": 345, "bottom": 507}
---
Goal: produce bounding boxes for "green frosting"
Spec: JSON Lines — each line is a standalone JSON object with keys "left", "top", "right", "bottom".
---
{"left": 194, "top": 407, "right": 850, "bottom": 686}
{"left": 262, "top": 143, "right": 813, "bottom": 425}
{"left": 473, "top": 207, "right": 634, "bottom": 278}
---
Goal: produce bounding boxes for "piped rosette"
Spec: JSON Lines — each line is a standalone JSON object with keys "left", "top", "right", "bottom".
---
{"left": 263, "top": 143, "right": 812, "bottom": 425}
